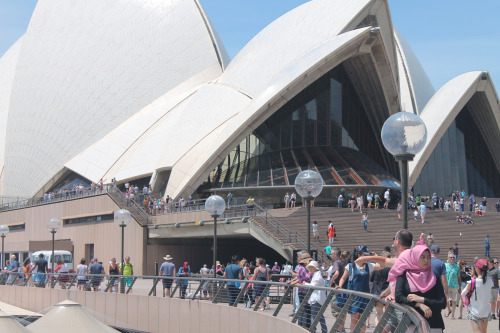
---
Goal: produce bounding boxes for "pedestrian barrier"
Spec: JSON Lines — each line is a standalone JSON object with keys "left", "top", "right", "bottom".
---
{"left": 0, "top": 271, "right": 430, "bottom": 332}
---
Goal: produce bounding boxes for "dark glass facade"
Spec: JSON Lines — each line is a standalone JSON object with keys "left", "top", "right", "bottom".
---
{"left": 198, "top": 65, "right": 400, "bottom": 200}
{"left": 413, "top": 103, "right": 500, "bottom": 197}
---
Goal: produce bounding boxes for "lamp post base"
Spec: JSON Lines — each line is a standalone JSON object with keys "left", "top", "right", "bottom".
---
{"left": 394, "top": 154, "right": 414, "bottom": 230}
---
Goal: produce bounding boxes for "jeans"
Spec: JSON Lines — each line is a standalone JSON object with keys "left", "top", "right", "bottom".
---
{"left": 180, "top": 284, "right": 188, "bottom": 299}
{"left": 310, "top": 302, "right": 327, "bottom": 333}
{"left": 227, "top": 284, "right": 239, "bottom": 306}
{"left": 298, "top": 290, "right": 311, "bottom": 328}
{"left": 485, "top": 245, "right": 490, "bottom": 257}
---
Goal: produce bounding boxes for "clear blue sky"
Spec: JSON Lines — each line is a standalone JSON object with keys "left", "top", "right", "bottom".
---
{"left": 1, "top": 0, "right": 499, "bottom": 90}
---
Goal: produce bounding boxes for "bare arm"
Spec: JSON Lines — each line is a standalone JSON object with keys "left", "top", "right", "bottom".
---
{"left": 335, "top": 268, "right": 349, "bottom": 289}
{"left": 355, "top": 255, "right": 390, "bottom": 270}
{"left": 441, "top": 275, "right": 448, "bottom": 296}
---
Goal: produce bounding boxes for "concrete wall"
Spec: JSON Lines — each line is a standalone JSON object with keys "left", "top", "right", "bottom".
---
{"left": 0, "top": 285, "right": 306, "bottom": 333}
{"left": 0, "top": 195, "right": 146, "bottom": 275}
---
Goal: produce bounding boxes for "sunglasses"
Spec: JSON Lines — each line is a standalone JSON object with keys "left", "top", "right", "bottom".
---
{"left": 495, "top": 262, "right": 499, "bottom": 264}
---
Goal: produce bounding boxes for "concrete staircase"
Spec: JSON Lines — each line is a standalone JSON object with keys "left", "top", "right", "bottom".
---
{"left": 270, "top": 206, "right": 500, "bottom": 264}
{"left": 107, "top": 190, "right": 153, "bottom": 226}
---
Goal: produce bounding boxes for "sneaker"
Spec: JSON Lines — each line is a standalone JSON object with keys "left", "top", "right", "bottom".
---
{"left": 492, "top": 314, "right": 497, "bottom": 320}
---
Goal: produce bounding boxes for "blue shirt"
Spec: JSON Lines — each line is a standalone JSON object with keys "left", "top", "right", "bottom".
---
{"left": 485, "top": 238, "right": 490, "bottom": 246}
{"left": 225, "top": 263, "right": 242, "bottom": 286}
{"left": 431, "top": 257, "right": 446, "bottom": 278}
{"left": 7, "top": 260, "right": 19, "bottom": 271}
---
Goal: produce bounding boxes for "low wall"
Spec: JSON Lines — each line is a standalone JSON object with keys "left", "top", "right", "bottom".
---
{"left": 0, "top": 285, "right": 306, "bottom": 333}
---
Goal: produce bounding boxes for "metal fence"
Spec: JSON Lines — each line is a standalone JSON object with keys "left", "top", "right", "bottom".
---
{"left": 0, "top": 271, "right": 429, "bottom": 333}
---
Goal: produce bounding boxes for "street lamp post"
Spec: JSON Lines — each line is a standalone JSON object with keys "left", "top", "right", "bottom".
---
{"left": 114, "top": 209, "right": 132, "bottom": 293}
{"left": 294, "top": 170, "right": 324, "bottom": 254}
{"left": 381, "top": 111, "right": 427, "bottom": 229}
{"left": 0, "top": 225, "right": 9, "bottom": 269}
{"left": 205, "top": 195, "right": 226, "bottom": 278}
{"left": 46, "top": 218, "right": 62, "bottom": 273}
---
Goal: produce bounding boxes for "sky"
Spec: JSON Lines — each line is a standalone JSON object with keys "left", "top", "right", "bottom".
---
{"left": 0, "top": 0, "right": 499, "bottom": 91}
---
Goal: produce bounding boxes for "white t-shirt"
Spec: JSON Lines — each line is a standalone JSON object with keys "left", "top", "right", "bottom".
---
{"left": 312, "top": 223, "right": 319, "bottom": 232}
{"left": 461, "top": 277, "right": 493, "bottom": 318}
{"left": 384, "top": 191, "right": 390, "bottom": 200}
{"left": 345, "top": 262, "right": 375, "bottom": 276}
{"left": 77, "top": 264, "right": 87, "bottom": 280}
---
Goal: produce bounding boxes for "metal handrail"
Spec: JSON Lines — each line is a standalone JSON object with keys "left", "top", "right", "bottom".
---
{"left": 1, "top": 271, "right": 430, "bottom": 332}
{"left": 253, "top": 202, "right": 307, "bottom": 249}
{"left": 0, "top": 187, "right": 113, "bottom": 212}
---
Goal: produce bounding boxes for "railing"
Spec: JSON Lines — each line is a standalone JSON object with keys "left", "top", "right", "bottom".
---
{"left": 253, "top": 202, "right": 307, "bottom": 249}
{"left": 0, "top": 186, "right": 114, "bottom": 211}
{"left": 112, "top": 188, "right": 151, "bottom": 224}
{"left": 0, "top": 271, "right": 430, "bottom": 332}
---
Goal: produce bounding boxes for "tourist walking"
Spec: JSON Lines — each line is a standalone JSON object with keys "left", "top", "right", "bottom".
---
{"left": 54, "top": 260, "right": 69, "bottom": 289}
{"left": 366, "top": 191, "right": 373, "bottom": 208}
{"left": 420, "top": 200, "right": 426, "bottom": 223}
{"left": 224, "top": 255, "right": 243, "bottom": 306}
{"left": 304, "top": 261, "right": 328, "bottom": 333}
{"left": 458, "top": 259, "right": 471, "bottom": 319}
{"left": 291, "top": 192, "right": 297, "bottom": 208}
{"left": 108, "top": 258, "right": 119, "bottom": 293}
{"left": 337, "top": 193, "right": 343, "bottom": 208}
{"left": 121, "top": 256, "right": 134, "bottom": 293}
{"left": 88, "top": 258, "right": 104, "bottom": 292}
{"left": 159, "top": 254, "right": 176, "bottom": 297}
{"left": 461, "top": 259, "right": 493, "bottom": 333}
{"left": 177, "top": 262, "right": 191, "bottom": 299}
{"left": 288, "top": 253, "right": 312, "bottom": 327}
{"left": 336, "top": 245, "right": 379, "bottom": 332}
{"left": 374, "top": 192, "right": 380, "bottom": 209}
{"left": 445, "top": 254, "right": 461, "bottom": 319}
{"left": 383, "top": 189, "right": 390, "bottom": 209}
{"left": 361, "top": 212, "right": 369, "bottom": 232}
{"left": 76, "top": 258, "right": 87, "bottom": 291}
{"left": 327, "top": 221, "right": 335, "bottom": 245}
{"left": 252, "top": 258, "right": 271, "bottom": 311}
{"left": 312, "top": 221, "right": 319, "bottom": 242}
{"left": 486, "top": 258, "right": 500, "bottom": 319}
{"left": 284, "top": 192, "right": 291, "bottom": 210}
{"left": 485, "top": 235, "right": 490, "bottom": 258}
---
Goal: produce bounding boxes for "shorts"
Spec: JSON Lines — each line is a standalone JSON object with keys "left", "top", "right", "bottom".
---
{"left": 124, "top": 277, "right": 133, "bottom": 287}
{"left": 313, "top": 232, "right": 318, "bottom": 237}
{"left": 448, "top": 287, "right": 458, "bottom": 301}
{"left": 491, "top": 288, "right": 498, "bottom": 302}
{"left": 162, "top": 277, "right": 173, "bottom": 289}
{"left": 77, "top": 279, "right": 87, "bottom": 285}
{"left": 467, "top": 310, "right": 491, "bottom": 323}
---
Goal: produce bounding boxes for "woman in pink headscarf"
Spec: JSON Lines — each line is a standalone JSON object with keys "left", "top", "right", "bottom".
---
{"left": 389, "top": 245, "right": 446, "bottom": 332}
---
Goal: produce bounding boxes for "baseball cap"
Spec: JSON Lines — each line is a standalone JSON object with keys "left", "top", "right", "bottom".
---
{"left": 356, "top": 245, "right": 371, "bottom": 255}
{"left": 430, "top": 245, "right": 440, "bottom": 253}
{"left": 475, "top": 259, "right": 489, "bottom": 270}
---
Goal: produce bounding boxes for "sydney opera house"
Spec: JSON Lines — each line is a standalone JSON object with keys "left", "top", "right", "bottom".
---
{"left": 1, "top": 0, "right": 500, "bottom": 205}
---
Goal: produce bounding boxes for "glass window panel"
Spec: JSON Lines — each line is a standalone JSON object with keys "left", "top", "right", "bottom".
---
{"left": 317, "top": 167, "right": 337, "bottom": 185}
{"left": 336, "top": 168, "right": 357, "bottom": 185}
{"left": 286, "top": 167, "right": 300, "bottom": 185}
{"left": 259, "top": 170, "right": 272, "bottom": 186}
{"left": 272, "top": 168, "right": 287, "bottom": 186}
{"left": 292, "top": 109, "right": 303, "bottom": 147}
{"left": 246, "top": 172, "right": 258, "bottom": 187}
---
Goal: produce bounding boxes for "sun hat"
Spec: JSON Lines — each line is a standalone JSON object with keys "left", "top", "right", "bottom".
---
{"left": 163, "top": 255, "right": 173, "bottom": 261}
{"left": 299, "top": 252, "right": 313, "bottom": 264}
{"left": 306, "top": 260, "right": 319, "bottom": 271}
{"left": 355, "top": 245, "right": 371, "bottom": 256}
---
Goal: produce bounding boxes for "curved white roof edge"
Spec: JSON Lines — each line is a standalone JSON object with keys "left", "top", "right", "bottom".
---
{"left": 409, "top": 71, "right": 500, "bottom": 186}
{"left": 1, "top": 0, "right": 227, "bottom": 199}
{"left": 217, "top": 0, "right": 375, "bottom": 97}
{"left": 393, "top": 30, "right": 435, "bottom": 114}
{"left": 0, "top": 37, "right": 24, "bottom": 196}
{"left": 165, "top": 28, "right": 378, "bottom": 198}
{"left": 64, "top": 63, "right": 222, "bottom": 184}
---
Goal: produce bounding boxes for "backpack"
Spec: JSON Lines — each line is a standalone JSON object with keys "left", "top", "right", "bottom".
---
{"left": 462, "top": 278, "right": 476, "bottom": 307}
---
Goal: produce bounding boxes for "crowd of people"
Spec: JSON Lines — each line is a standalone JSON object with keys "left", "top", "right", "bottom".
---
{"left": 0, "top": 253, "right": 135, "bottom": 293}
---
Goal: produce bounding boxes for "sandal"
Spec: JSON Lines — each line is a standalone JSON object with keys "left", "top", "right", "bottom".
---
{"left": 458, "top": 316, "right": 462, "bottom": 319}
{"left": 445, "top": 311, "right": 451, "bottom": 318}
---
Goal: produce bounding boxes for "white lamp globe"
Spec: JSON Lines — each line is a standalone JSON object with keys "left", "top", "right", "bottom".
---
{"left": 114, "top": 209, "right": 132, "bottom": 227}
{"left": 381, "top": 112, "right": 427, "bottom": 156}
{"left": 0, "top": 225, "right": 9, "bottom": 237}
{"left": 46, "top": 218, "right": 62, "bottom": 233}
{"left": 205, "top": 195, "right": 226, "bottom": 216}
{"left": 294, "top": 170, "right": 324, "bottom": 198}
